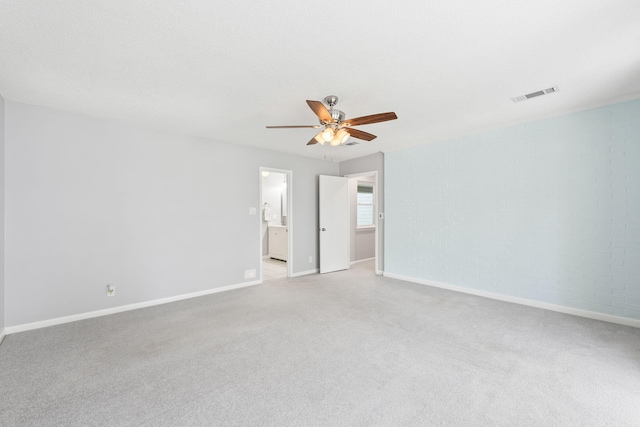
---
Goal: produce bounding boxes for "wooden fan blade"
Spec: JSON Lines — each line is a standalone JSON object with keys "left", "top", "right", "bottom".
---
{"left": 306, "top": 100, "right": 333, "bottom": 123}
{"left": 266, "top": 125, "right": 322, "bottom": 129}
{"left": 345, "top": 128, "right": 377, "bottom": 141}
{"left": 343, "top": 112, "right": 397, "bottom": 127}
{"left": 307, "top": 136, "right": 319, "bottom": 145}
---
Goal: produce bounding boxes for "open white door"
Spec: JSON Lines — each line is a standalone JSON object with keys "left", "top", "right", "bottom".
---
{"left": 319, "top": 175, "right": 350, "bottom": 274}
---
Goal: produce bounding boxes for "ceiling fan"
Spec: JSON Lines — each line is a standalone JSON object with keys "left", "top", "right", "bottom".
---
{"left": 266, "top": 95, "right": 397, "bottom": 146}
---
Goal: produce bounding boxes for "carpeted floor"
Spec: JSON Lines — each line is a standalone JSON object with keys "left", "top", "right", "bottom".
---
{"left": 1, "top": 261, "right": 639, "bottom": 426}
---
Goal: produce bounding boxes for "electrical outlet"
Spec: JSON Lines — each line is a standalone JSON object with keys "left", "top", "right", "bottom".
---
{"left": 249, "top": 207, "right": 257, "bottom": 215}
{"left": 106, "top": 284, "right": 115, "bottom": 297}
{"left": 309, "top": 256, "right": 313, "bottom": 263}
{"left": 244, "top": 269, "right": 256, "bottom": 279}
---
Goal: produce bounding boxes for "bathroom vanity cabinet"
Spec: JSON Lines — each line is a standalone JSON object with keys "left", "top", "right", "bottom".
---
{"left": 268, "top": 225, "right": 288, "bottom": 261}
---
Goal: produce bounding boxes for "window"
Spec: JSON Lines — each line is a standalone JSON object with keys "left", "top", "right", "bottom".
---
{"left": 357, "top": 183, "right": 375, "bottom": 228}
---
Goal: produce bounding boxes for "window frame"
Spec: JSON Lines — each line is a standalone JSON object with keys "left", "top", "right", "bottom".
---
{"left": 356, "top": 182, "right": 375, "bottom": 230}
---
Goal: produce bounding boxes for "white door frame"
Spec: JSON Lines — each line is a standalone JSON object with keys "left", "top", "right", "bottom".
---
{"left": 344, "top": 170, "right": 380, "bottom": 274}
{"left": 259, "top": 167, "right": 293, "bottom": 280}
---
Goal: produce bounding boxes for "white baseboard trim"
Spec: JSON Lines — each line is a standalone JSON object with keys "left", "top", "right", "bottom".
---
{"left": 350, "top": 257, "right": 375, "bottom": 265}
{"left": 5, "top": 279, "right": 262, "bottom": 335}
{"left": 290, "top": 268, "right": 318, "bottom": 277}
{"left": 383, "top": 272, "right": 640, "bottom": 329}
{"left": 0, "top": 329, "right": 5, "bottom": 346}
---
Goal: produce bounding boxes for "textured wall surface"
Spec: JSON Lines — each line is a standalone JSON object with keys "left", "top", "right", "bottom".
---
{"left": 386, "top": 99, "right": 640, "bottom": 319}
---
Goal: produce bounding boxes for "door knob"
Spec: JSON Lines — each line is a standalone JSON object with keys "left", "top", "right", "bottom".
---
{"left": 321, "top": 228, "right": 326, "bottom": 231}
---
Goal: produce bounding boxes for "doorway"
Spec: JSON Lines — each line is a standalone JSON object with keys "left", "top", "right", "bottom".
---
{"left": 318, "top": 171, "right": 379, "bottom": 275}
{"left": 345, "top": 171, "right": 379, "bottom": 273}
{"left": 260, "top": 167, "right": 292, "bottom": 281}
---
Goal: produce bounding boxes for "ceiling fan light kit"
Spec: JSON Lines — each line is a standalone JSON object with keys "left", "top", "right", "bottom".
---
{"left": 322, "top": 128, "right": 335, "bottom": 142}
{"left": 266, "top": 95, "right": 397, "bottom": 147}
{"left": 335, "top": 129, "right": 350, "bottom": 144}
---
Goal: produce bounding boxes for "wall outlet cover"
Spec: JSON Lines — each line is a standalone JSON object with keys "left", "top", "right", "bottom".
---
{"left": 244, "top": 269, "right": 256, "bottom": 279}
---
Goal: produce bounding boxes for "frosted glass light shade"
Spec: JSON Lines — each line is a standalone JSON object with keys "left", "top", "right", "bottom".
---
{"left": 335, "top": 129, "right": 350, "bottom": 144}
{"left": 322, "top": 128, "right": 334, "bottom": 142}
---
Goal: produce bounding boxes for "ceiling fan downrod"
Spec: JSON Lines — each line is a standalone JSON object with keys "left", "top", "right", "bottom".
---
{"left": 323, "top": 95, "right": 345, "bottom": 124}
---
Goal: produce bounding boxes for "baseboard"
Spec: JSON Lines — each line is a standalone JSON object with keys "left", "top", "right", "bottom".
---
{"left": 290, "top": 268, "right": 318, "bottom": 277}
{"left": 350, "top": 257, "right": 375, "bottom": 265}
{"left": 0, "top": 329, "right": 5, "bottom": 346}
{"left": 5, "top": 279, "right": 262, "bottom": 335}
{"left": 383, "top": 272, "right": 640, "bottom": 329}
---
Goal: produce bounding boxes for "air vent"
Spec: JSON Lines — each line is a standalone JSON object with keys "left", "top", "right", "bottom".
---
{"left": 511, "top": 86, "right": 559, "bottom": 103}
{"left": 525, "top": 90, "right": 545, "bottom": 99}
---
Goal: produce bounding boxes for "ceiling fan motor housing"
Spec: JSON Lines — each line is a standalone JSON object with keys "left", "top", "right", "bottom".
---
{"left": 330, "top": 109, "right": 345, "bottom": 123}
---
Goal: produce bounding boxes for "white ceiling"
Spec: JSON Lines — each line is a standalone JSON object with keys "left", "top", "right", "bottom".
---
{"left": 1, "top": 1, "right": 639, "bottom": 162}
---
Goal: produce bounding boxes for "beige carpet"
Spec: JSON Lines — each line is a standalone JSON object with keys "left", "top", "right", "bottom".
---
{"left": 1, "top": 261, "right": 639, "bottom": 426}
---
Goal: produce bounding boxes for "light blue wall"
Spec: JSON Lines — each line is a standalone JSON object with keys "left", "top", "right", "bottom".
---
{"left": 386, "top": 99, "right": 640, "bottom": 320}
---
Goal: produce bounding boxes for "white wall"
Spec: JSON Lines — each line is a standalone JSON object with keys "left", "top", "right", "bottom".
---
{"left": 0, "top": 92, "right": 5, "bottom": 337}
{"left": 386, "top": 98, "right": 640, "bottom": 320}
{"left": 4, "top": 101, "right": 338, "bottom": 327}
{"left": 340, "top": 153, "right": 384, "bottom": 270}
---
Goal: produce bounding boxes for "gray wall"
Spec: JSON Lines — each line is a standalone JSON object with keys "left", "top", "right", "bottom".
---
{"left": 386, "top": 98, "right": 640, "bottom": 320}
{"left": 4, "top": 101, "right": 338, "bottom": 327}
{"left": 339, "top": 152, "right": 384, "bottom": 271}
{"left": 0, "top": 92, "right": 4, "bottom": 335}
